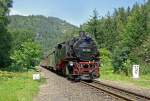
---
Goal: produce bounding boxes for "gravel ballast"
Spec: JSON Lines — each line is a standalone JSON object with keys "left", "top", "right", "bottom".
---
{"left": 96, "top": 79, "right": 150, "bottom": 97}
{"left": 34, "top": 67, "right": 122, "bottom": 101}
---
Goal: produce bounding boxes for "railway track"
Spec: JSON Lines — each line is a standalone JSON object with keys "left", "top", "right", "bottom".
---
{"left": 81, "top": 80, "right": 150, "bottom": 101}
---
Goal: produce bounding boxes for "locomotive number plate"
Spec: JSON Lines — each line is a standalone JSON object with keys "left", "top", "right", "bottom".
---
{"left": 83, "top": 49, "right": 91, "bottom": 52}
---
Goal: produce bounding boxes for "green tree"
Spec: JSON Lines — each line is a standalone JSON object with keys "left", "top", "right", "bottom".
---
{"left": 11, "top": 40, "right": 42, "bottom": 70}
{"left": 113, "top": 4, "right": 148, "bottom": 74}
{"left": 0, "top": 0, "right": 12, "bottom": 67}
{"left": 83, "top": 1, "right": 149, "bottom": 75}
{"left": 85, "top": 9, "right": 99, "bottom": 39}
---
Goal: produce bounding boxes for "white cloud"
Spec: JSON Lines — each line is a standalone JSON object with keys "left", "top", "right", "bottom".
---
{"left": 10, "top": 8, "right": 29, "bottom": 16}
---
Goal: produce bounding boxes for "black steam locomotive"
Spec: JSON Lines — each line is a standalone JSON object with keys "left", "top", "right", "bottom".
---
{"left": 42, "top": 32, "right": 100, "bottom": 81}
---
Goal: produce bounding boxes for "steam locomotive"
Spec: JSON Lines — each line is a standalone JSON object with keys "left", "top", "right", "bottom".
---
{"left": 41, "top": 32, "right": 100, "bottom": 81}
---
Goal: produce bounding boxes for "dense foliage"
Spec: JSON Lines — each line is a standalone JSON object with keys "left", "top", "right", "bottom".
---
{"left": 0, "top": 1, "right": 43, "bottom": 70}
{"left": 83, "top": 1, "right": 150, "bottom": 75}
{"left": 9, "top": 24, "right": 42, "bottom": 71}
{"left": 0, "top": 0, "right": 12, "bottom": 67}
{"left": 11, "top": 39, "right": 42, "bottom": 70}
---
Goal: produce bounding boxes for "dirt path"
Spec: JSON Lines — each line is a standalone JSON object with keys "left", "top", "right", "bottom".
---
{"left": 33, "top": 67, "right": 121, "bottom": 101}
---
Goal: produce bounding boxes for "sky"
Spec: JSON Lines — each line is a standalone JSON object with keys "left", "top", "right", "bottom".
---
{"left": 10, "top": 0, "right": 146, "bottom": 26}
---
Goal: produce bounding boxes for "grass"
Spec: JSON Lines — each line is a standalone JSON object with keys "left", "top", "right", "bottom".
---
{"left": 99, "top": 48, "right": 150, "bottom": 89}
{"left": 100, "top": 67, "right": 150, "bottom": 89}
{"left": 0, "top": 70, "right": 45, "bottom": 101}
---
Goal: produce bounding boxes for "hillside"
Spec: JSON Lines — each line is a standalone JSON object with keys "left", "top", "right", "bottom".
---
{"left": 8, "top": 15, "right": 78, "bottom": 55}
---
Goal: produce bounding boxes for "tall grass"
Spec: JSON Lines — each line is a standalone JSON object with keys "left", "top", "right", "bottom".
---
{"left": 0, "top": 71, "right": 45, "bottom": 101}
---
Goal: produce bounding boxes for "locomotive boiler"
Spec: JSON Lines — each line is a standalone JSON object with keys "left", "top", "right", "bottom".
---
{"left": 44, "top": 32, "right": 100, "bottom": 81}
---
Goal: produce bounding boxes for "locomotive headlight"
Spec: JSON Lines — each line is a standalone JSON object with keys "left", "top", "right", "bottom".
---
{"left": 69, "top": 61, "right": 73, "bottom": 66}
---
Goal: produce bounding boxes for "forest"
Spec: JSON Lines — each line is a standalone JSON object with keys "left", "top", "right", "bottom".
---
{"left": 0, "top": 0, "right": 150, "bottom": 76}
{"left": 83, "top": 1, "right": 150, "bottom": 75}
{"left": 0, "top": 0, "right": 78, "bottom": 71}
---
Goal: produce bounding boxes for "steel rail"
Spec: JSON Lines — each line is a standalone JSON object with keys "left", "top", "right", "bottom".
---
{"left": 93, "top": 80, "right": 150, "bottom": 100}
{"left": 81, "top": 80, "right": 150, "bottom": 101}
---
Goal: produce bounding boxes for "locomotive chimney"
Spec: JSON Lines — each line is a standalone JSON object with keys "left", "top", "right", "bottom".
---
{"left": 79, "top": 31, "right": 86, "bottom": 37}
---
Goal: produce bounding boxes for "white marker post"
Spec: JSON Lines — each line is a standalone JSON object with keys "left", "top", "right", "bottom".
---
{"left": 132, "top": 65, "right": 139, "bottom": 79}
{"left": 33, "top": 74, "right": 40, "bottom": 80}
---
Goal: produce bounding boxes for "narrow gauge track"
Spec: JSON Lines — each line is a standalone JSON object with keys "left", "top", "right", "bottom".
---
{"left": 81, "top": 80, "right": 150, "bottom": 101}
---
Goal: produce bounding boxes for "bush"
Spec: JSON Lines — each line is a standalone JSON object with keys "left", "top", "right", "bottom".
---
{"left": 10, "top": 40, "right": 42, "bottom": 71}
{"left": 112, "top": 46, "right": 130, "bottom": 74}
{"left": 122, "top": 59, "right": 132, "bottom": 76}
{"left": 99, "top": 48, "right": 112, "bottom": 68}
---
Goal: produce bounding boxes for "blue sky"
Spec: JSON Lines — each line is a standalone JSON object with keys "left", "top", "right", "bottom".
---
{"left": 10, "top": 0, "right": 146, "bottom": 26}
